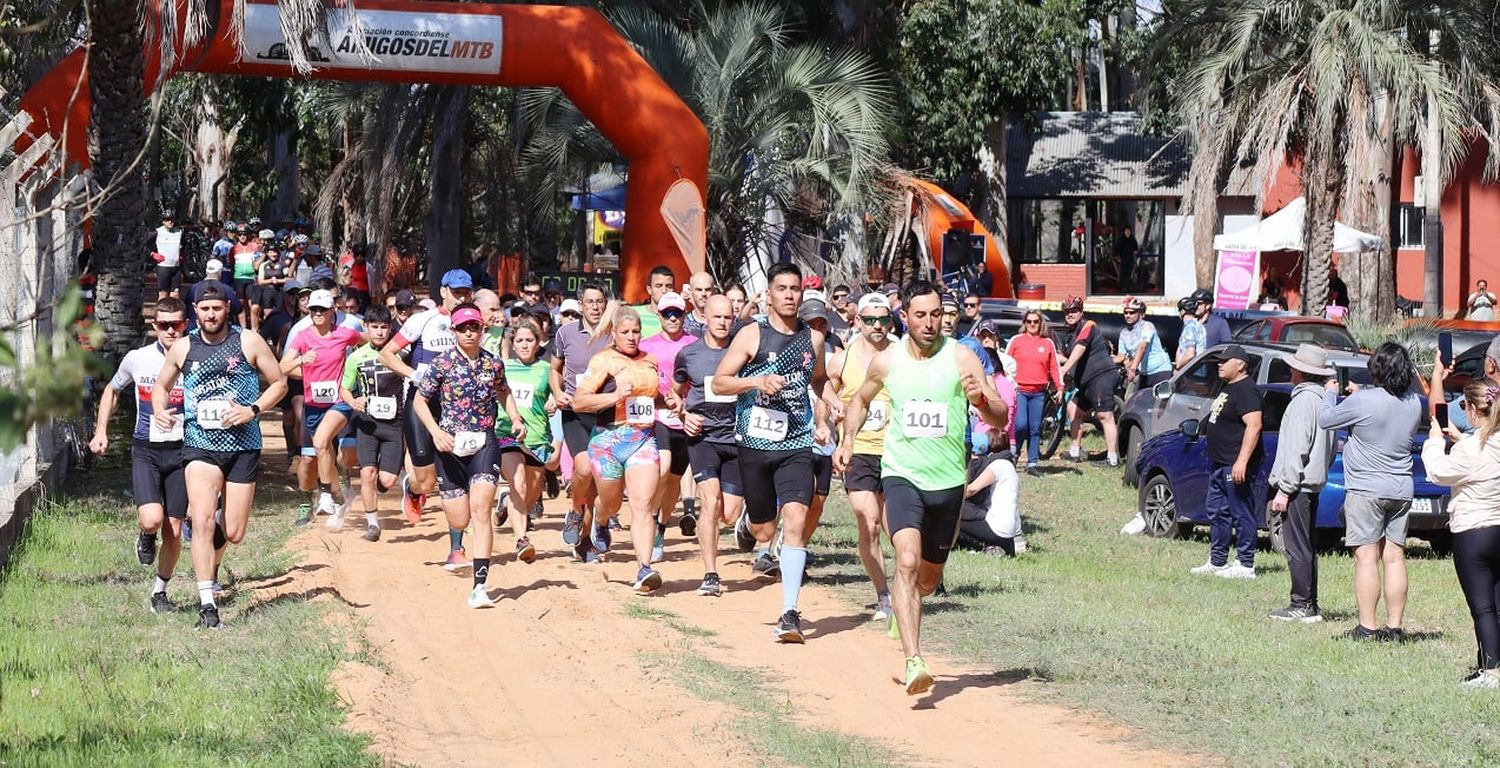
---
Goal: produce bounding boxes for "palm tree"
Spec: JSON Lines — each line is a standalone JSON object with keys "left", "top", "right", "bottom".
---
{"left": 519, "top": 0, "right": 893, "bottom": 285}
{"left": 1162, "top": 0, "right": 1500, "bottom": 320}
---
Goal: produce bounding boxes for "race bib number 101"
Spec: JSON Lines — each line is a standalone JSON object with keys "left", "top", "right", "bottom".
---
{"left": 901, "top": 400, "right": 948, "bottom": 438}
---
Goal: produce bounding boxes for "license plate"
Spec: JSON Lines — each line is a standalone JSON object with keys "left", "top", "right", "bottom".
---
{"left": 1411, "top": 497, "right": 1435, "bottom": 515}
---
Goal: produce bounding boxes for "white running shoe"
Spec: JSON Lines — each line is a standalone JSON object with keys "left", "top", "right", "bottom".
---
{"left": 1119, "top": 515, "right": 1147, "bottom": 536}
{"left": 325, "top": 511, "right": 345, "bottom": 530}
{"left": 1013, "top": 536, "right": 1028, "bottom": 554}
{"left": 872, "top": 593, "right": 893, "bottom": 622}
{"left": 1189, "top": 560, "right": 1229, "bottom": 576}
{"left": 315, "top": 492, "right": 336, "bottom": 517}
{"left": 1217, "top": 562, "right": 1256, "bottom": 579}
{"left": 468, "top": 585, "right": 496, "bottom": 608}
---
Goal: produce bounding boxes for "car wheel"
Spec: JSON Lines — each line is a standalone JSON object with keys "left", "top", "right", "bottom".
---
{"left": 1268, "top": 512, "right": 1286, "bottom": 556}
{"left": 1138, "top": 474, "right": 1177, "bottom": 538}
{"left": 1121, "top": 425, "right": 1143, "bottom": 487}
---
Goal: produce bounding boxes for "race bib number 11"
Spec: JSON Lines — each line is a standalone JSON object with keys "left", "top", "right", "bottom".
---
{"left": 197, "top": 400, "right": 230, "bottom": 430}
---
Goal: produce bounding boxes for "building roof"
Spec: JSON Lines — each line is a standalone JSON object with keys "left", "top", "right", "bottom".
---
{"left": 1007, "top": 111, "right": 1254, "bottom": 199}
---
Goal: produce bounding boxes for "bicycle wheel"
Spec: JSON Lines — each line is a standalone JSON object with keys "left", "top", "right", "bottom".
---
{"left": 1038, "top": 398, "right": 1067, "bottom": 460}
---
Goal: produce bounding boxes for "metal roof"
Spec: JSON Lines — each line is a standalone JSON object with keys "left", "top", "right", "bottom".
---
{"left": 1006, "top": 112, "right": 1254, "bottom": 199}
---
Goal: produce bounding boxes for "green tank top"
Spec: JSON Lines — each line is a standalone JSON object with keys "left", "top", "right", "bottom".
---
{"left": 881, "top": 338, "right": 968, "bottom": 491}
{"left": 495, "top": 356, "right": 552, "bottom": 448}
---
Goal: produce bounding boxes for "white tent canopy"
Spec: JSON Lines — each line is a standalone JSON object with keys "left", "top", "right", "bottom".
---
{"left": 1212, "top": 197, "right": 1382, "bottom": 253}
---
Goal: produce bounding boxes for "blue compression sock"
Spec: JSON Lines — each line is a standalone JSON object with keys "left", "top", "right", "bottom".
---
{"left": 448, "top": 528, "right": 464, "bottom": 551}
{"left": 780, "top": 546, "right": 807, "bottom": 612}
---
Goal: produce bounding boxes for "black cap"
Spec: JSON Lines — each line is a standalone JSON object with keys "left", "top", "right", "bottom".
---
{"left": 194, "top": 282, "right": 231, "bottom": 304}
{"left": 973, "top": 319, "right": 1000, "bottom": 337}
{"left": 394, "top": 289, "right": 418, "bottom": 307}
{"left": 1220, "top": 344, "right": 1251, "bottom": 364}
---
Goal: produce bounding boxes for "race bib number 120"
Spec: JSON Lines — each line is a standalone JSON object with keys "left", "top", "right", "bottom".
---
{"left": 309, "top": 380, "right": 338, "bottom": 405}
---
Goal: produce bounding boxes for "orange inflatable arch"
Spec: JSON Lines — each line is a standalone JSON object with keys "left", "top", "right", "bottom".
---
{"left": 16, "top": 0, "right": 708, "bottom": 302}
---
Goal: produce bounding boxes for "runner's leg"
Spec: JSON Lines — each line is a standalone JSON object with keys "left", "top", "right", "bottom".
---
{"left": 848, "top": 489, "right": 890, "bottom": 599}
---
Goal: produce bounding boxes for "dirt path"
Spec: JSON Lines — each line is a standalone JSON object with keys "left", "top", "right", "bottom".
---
{"left": 244, "top": 474, "right": 1188, "bottom": 768}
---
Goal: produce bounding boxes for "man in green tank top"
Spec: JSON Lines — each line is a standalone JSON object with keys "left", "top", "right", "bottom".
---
{"left": 834, "top": 280, "right": 1008, "bottom": 696}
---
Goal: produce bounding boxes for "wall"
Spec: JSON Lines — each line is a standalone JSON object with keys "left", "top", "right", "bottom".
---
{"left": 1391, "top": 144, "right": 1500, "bottom": 310}
{"left": 1014, "top": 263, "right": 1087, "bottom": 300}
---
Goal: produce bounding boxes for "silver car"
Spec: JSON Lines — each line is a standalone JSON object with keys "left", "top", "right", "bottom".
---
{"left": 1118, "top": 342, "right": 1373, "bottom": 486}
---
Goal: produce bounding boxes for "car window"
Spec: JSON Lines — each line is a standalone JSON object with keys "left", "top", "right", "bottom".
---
{"left": 1266, "top": 357, "right": 1293, "bottom": 384}
{"left": 1260, "top": 390, "right": 1290, "bottom": 433}
{"left": 1174, "top": 356, "right": 1220, "bottom": 397}
{"left": 1233, "top": 321, "right": 1260, "bottom": 341}
{"left": 1255, "top": 323, "right": 1273, "bottom": 341}
{"left": 1282, "top": 324, "right": 1359, "bottom": 350}
{"left": 1244, "top": 353, "right": 1262, "bottom": 378}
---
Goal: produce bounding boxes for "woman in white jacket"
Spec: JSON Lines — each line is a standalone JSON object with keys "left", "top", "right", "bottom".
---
{"left": 1423, "top": 371, "right": 1500, "bottom": 689}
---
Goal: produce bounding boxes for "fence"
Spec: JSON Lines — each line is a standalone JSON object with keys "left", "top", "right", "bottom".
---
{"left": 0, "top": 111, "right": 89, "bottom": 568}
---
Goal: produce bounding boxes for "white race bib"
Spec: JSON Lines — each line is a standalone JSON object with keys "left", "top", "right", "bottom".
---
{"left": 149, "top": 412, "right": 184, "bottom": 442}
{"left": 452, "top": 430, "right": 486, "bottom": 457}
{"left": 901, "top": 400, "right": 948, "bottom": 438}
{"left": 860, "top": 400, "right": 888, "bottom": 432}
{"left": 704, "top": 376, "right": 736, "bottom": 404}
{"left": 747, "top": 406, "right": 789, "bottom": 441}
{"left": 309, "top": 380, "right": 338, "bottom": 406}
{"left": 511, "top": 384, "right": 536, "bottom": 410}
{"left": 367, "top": 396, "right": 397, "bottom": 420}
{"left": 625, "top": 396, "right": 656, "bottom": 427}
{"left": 197, "top": 400, "right": 231, "bottom": 430}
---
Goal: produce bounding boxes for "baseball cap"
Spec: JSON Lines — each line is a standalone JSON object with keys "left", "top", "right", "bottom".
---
{"left": 1220, "top": 344, "right": 1251, "bottom": 364}
{"left": 797, "top": 298, "right": 829, "bottom": 324}
{"left": 418, "top": 298, "right": 436, "bottom": 311}
{"left": 881, "top": 282, "right": 899, "bottom": 296}
{"left": 658, "top": 292, "right": 687, "bottom": 312}
{"left": 973, "top": 319, "right": 1000, "bottom": 337}
{"left": 393, "top": 289, "right": 418, "bottom": 307}
{"left": 307, "top": 289, "right": 336, "bottom": 309}
{"left": 204, "top": 258, "right": 224, "bottom": 275}
{"left": 304, "top": 244, "right": 323, "bottom": 256}
{"left": 194, "top": 281, "right": 231, "bottom": 304}
{"left": 857, "top": 293, "right": 891, "bottom": 313}
{"left": 559, "top": 299, "right": 582, "bottom": 316}
{"left": 282, "top": 280, "right": 303, "bottom": 294}
{"left": 451, "top": 306, "right": 484, "bottom": 327}
{"left": 441, "top": 269, "right": 474, "bottom": 289}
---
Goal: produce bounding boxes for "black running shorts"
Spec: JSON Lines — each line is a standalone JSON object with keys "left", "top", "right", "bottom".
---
{"left": 356, "top": 417, "right": 405, "bottom": 476}
{"left": 435, "top": 441, "right": 500, "bottom": 499}
{"left": 155, "top": 265, "right": 182, "bottom": 294}
{"left": 737, "top": 446, "right": 814, "bottom": 525}
{"left": 687, "top": 437, "right": 743, "bottom": 496}
{"left": 882, "top": 476, "right": 965, "bottom": 565}
{"left": 1078, "top": 371, "right": 1120, "bottom": 414}
{"left": 843, "top": 453, "right": 883, "bottom": 494}
{"left": 402, "top": 388, "right": 438, "bottom": 468}
{"left": 560, "top": 408, "right": 598, "bottom": 457}
{"left": 812, "top": 452, "right": 833, "bottom": 496}
{"left": 653, "top": 422, "right": 690, "bottom": 476}
{"left": 182, "top": 447, "right": 261, "bottom": 485}
{"left": 131, "top": 440, "right": 187, "bottom": 518}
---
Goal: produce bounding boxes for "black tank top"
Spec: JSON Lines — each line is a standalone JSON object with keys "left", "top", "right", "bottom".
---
{"left": 733, "top": 318, "right": 815, "bottom": 450}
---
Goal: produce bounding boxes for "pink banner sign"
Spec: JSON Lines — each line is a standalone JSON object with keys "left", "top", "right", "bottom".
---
{"left": 1214, "top": 250, "right": 1260, "bottom": 310}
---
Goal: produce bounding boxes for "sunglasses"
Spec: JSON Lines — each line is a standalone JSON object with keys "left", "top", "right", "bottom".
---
{"left": 1123, "top": 310, "right": 1141, "bottom": 316}
{"left": 1024, "top": 319, "right": 1041, "bottom": 325}
{"left": 964, "top": 302, "right": 980, "bottom": 308}
{"left": 561, "top": 311, "right": 581, "bottom": 319}
{"left": 660, "top": 310, "right": 685, "bottom": 320}
{"left": 523, "top": 289, "right": 541, "bottom": 296}
{"left": 309, "top": 307, "right": 331, "bottom": 314}
{"left": 454, "top": 322, "right": 484, "bottom": 334}
{"left": 154, "top": 320, "right": 186, "bottom": 332}
{"left": 860, "top": 315, "right": 893, "bottom": 326}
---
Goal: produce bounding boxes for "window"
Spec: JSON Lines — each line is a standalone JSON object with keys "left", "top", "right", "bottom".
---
{"left": 1396, "top": 204, "right": 1424, "bottom": 249}
{"left": 1233, "top": 321, "right": 1261, "bottom": 341}
{"left": 1281, "top": 324, "right": 1359, "bottom": 351}
{"left": 1175, "top": 357, "right": 1221, "bottom": 398}
{"left": 1266, "top": 358, "right": 1293, "bottom": 385}
{"left": 1261, "top": 390, "right": 1291, "bottom": 433}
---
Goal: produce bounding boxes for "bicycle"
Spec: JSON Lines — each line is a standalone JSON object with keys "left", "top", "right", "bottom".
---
{"left": 1036, "top": 373, "right": 1128, "bottom": 461}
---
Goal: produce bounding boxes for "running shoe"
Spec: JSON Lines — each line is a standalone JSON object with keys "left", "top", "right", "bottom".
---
{"left": 495, "top": 505, "right": 509, "bottom": 531}
{"left": 196, "top": 605, "right": 222, "bottom": 630}
{"left": 443, "top": 547, "right": 472, "bottom": 572}
{"left": 149, "top": 591, "right": 173, "bottom": 614}
{"left": 325, "top": 510, "right": 346, "bottom": 530}
{"left": 1189, "top": 560, "right": 1229, "bottom": 576}
{"left": 1014, "top": 536, "right": 1028, "bottom": 554}
{"left": 904, "top": 656, "right": 935, "bottom": 696}
{"left": 1092, "top": 457, "right": 1120, "bottom": 469}
{"left": 1462, "top": 670, "right": 1500, "bottom": 689}
{"left": 361, "top": 524, "right": 381, "bottom": 542}
{"left": 651, "top": 530, "right": 666, "bottom": 563}
{"left": 697, "top": 572, "right": 723, "bottom": 597}
{"left": 545, "top": 471, "right": 560, "bottom": 499}
{"left": 1382, "top": 627, "right": 1407, "bottom": 644}
{"left": 315, "top": 492, "right": 337, "bottom": 518}
{"left": 679, "top": 512, "right": 699, "bottom": 538}
{"left": 1268, "top": 605, "right": 1323, "bottom": 624}
{"left": 734, "top": 513, "right": 755, "bottom": 552}
{"left": 873, "top": 593, "right": 892, "bottom": 622}
{"left": 468, "top": 585, "right": 496, "bottom": 609}
{"left": 401, "top": 477, "right": 423, "bottom": 525}
{"left": 1217, "top": 563, "right": 1256, "bottom": 580}
{"left": 182, "top": 519, "right": 193, "bottom": 542}
{"left": 773, "top": 610, "right": 805, "bottom": 643}
{"left": 633, "top": 565, "right": 663, "bottom": 595}
{"left": 607, "top": 517, "right": 623, "bottom": 532}
{"left": 752, "top": 552, "right": 780, "bottom": 581}
{"left": 293, "top": 504, "right": 312, "bottom": 527}
{"left": 562, "top": 510, "right": 584, "bottom": 547}
{"left": 136, "top": 531, "right": 158, "bottom": 565}
{"left": 531, "top": 499, "right": 545, "bottom": 520}
{"left": 1346, "top": 625, "right": 1382, "bottom": 641}
{"left": 495, "top": 490, "right": 511, "bottom": 529}
{"left": 1025, "top": 465, "right": 1043, "bottom": 478}
{"left": 593, "top": 524, "right": 613, "bottom": 553}
{"left": 571, "top": 535, "right": 592, "bottom": 563}
{"left": 515, "top": 536, "right": 536, "bottom": 563}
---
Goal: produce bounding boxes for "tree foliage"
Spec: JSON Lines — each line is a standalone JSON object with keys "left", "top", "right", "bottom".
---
{"left": 0, "top": 284, "right": 106, "bottom": 451}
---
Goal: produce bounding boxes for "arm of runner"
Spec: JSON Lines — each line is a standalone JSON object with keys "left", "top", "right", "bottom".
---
{"left": 151, "top": 343, "right": 187, "bottom": 433}
{"left": 90, "top": 365, "right": 125, "bottom": 454}
{"left": 339, "top": 355, "right": 365, "bottom": 412}
{"left": 823, "top": 348, "right": 846, "bottom": 423}
{"left": 833, "top": 348, "right": 889, "bottom": 473}
{"left": 239, "top": 331, "right": 288, "bottom": 427}
{"left": 570, "top": 363, "right": 620, "bottom": 414}
{"left": 279, "top": 336, "right": 311, "bottom": 377}
{"left": 957, "top": 344, "right": 1008, "bottom": 430}
{"left": 711, "top": 324, "right": 782, "bottom": 397}
{"left": 378, "top": 330, "right": 417, "bottom": 379}
{"left": 414, "top": 367, "right": 454, "bottom": 453}
{"left": 549, "top": 352, "right": 571, "bottom": 408}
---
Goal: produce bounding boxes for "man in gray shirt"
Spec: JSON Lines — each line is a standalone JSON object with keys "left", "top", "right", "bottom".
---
{"left": 1318, "top": 342, "right": 1422, "bottom": 641}
{"left": 549, "top": 280, "right": 614, "bottom": 554}
{"left": 1268, "top": 345, "right": 1336, "bottom": 624}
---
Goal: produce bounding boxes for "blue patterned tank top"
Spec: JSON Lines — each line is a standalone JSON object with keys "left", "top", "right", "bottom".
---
{"left": 182, "top": 328, "right": 263, "bottom": 451}
{"left": 733, "top": 318, "right": 815, "bottom": 451}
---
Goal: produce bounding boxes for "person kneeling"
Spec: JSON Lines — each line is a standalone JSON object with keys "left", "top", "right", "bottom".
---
{"left": 960, "top": 450, "right": 1025, "bottom": 556}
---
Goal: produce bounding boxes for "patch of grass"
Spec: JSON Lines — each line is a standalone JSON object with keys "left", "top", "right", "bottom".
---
{"left": 0, "top": 444, "right": 377, "bottom": 766}
{"left": 808, "top": 469, "right": 1500, "bottom": 767}
{"left": 624, "top": 602, "right": 719, "bottom": 639}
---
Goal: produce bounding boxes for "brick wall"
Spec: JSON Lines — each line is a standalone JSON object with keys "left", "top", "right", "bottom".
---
{"left": 1015, "top": 263, "right": 1088, "bottom": 300}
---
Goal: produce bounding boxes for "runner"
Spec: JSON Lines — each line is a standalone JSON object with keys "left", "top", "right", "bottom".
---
{"left": 834, "top": 280, "right": 1008, "bottom": 694}
{"left": 635, "top": 265, "right": 675, "bottom": 339}
{"left": 413, "top": 303, "right": 525, "bottom": 608}
{"left": 494, "top": 316, "right": 555, "bottom": 565}
{"left": 673, "top": 294, "right": 746, "bottom": 596}
{"left": 340, "top": 306, "right": 405, "bottom": 542}
{"left": 90, "top": 298, "right": 191, "bottom": 613}
{"left": 571, "top": 306, "right": 679, "bottom": 593}
{"left": 229, "top": 225, "right": 260, "bottom": 329}
{"left": 826, "top": 292, "right": 895, "bottom": 620}
{"left": 550, "top": 280, "right": 614, "bottom": 553}
{"left": 638, "top": 291, "right": 698, "bottom": 563}
{"left": 684, "top": 271, "right": 716, "bottom": 337}
{"left": 379, "top": 269, "right": 468, "bottom": 558}
{"left": 152, "top": 283, "right": 288, "bottom": 629}
{"left": 281, "top": 289, "right": 365, "bottom": 528}
{"left": 250, "top": 229, "right": 286, "bottom": 327}
{"left": 712, "top": 262, "right": 831, "bottom": 643}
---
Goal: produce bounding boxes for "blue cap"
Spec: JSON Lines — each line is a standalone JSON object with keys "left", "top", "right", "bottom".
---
{"left": 441, "top": 269, "right": 474, "bottom": 289}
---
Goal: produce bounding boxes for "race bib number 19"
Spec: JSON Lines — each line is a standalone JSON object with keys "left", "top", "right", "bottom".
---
{"left": 901, "top": 400, "right": 948, "bottom": 438}
{"left": 625, "top": 396, "right": 656, "bottom": 427}
{"left": 747, "top": 406, "right": 789, "bottom": 441}
{"left": 453, "top": 431, "right": 486, "bottom": 457}
{"left": 197, "top": 400, "right": 230, "bottom": 430}
{"left": 367, "top": 396, "right": 397, "bottom": 420}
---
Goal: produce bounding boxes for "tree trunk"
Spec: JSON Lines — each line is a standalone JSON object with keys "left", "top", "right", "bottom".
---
{"left": 973, "top": 118, "right": 1010, "bottom": 283}
{"left": 270, "top": 125, "right": 300, "bottom": 221}
{"left": 1344, "top": 92, "right": 1396, "bottom": 324}
{"left": 1301, "top": 119, "right": 1347, "bottom": 317}
{"left": 193, "top": 91, "right": 241, "bottom": 222}
{"left": 424, "top": 85, "right": 469, "bottom": 297}
{"left": 1422, "top": 30, "right": 1444, "bottom": 317}
{"left": 85, "top": 0, "right": 149, "bottom": 360}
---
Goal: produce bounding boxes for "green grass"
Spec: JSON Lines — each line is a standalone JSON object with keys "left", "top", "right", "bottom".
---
{"left": 0, "top": 446, "right": 378, "bottom": 767}
{"left": 623, "top": 602, "right": 720, "bottom": 640}
{"left": 806, "top": 466, "right": 1500, "bottom": 768}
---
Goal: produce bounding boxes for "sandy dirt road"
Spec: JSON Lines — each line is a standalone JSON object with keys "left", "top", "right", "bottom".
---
{"left": 241, "top": 472, "right": 1189, "bottom": 768}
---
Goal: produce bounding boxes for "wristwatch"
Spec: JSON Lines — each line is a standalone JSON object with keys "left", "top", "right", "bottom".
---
{"left": 250, "top": 403, "right": 261, "bottom": 415}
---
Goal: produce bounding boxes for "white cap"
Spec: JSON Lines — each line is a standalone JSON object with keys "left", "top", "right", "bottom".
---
{"left": 857, "top": 293, "right": 890, "bottom": 312}
{"left": 803, "top": 289, "right": 827, "bottom": 304}
{"left": 204, "top": 259, "right": 224, "bottom": 275}
{"left": 559, "top": 299, "right": 582, "bottom": 315}
{"left": 307, "top": 289, "right": 336, "bottom": 309}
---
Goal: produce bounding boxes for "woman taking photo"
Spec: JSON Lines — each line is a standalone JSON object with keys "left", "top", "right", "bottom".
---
{"left": 1424, "top": 368, "right": 1500, "bottom": 688}
{"left": 494, "top": 317, "right": 555, "bottom": 565}
{"left": 573, "top": 307, "right": 680, "bottom": 594}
